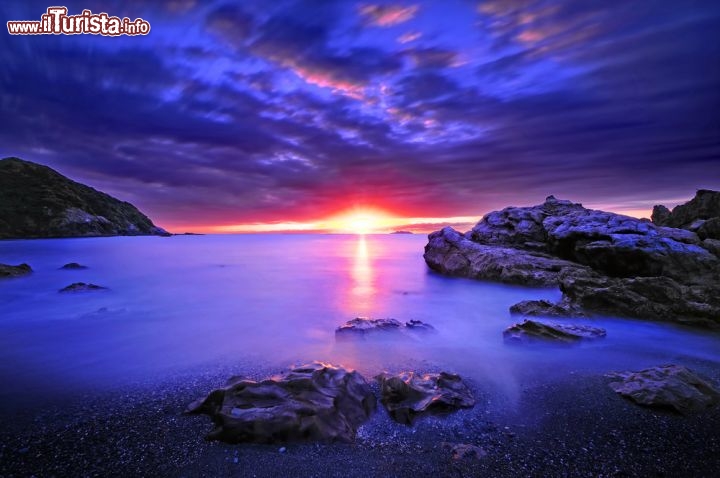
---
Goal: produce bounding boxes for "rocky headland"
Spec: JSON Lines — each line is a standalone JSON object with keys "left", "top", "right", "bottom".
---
{"left": 0, "top": 157, "right": 168, "bottom": 239}
{"left": 424, "top": 191, "right": 720, "bottom": 327}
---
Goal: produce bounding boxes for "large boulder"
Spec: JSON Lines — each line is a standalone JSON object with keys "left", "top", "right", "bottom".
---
{"left": 503, "top": 319, "right": 606, "bottom": 344}
{"left": 0, "top": 263, "right": 32, "bottom": 278}
{"left": 607, "top": 364, "right": 720, "bottom": 414}
{"left": 424, "top": 226, "right": 589, "bottom": 286}
{"left": 375, "top": 371, "right": 474, "bottom": 424}
{"left": 651, "top": 205, "right": 671, "bottom": 226}
{"left": 424, "top": 194, "right": 720, "bottom": 326}
{"left": 186, "top": 362, "right": 376, "bottom": 443}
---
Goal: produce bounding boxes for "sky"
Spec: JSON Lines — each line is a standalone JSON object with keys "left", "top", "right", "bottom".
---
{"left": 1, "top": 0, "right": 719, "bottom": 233}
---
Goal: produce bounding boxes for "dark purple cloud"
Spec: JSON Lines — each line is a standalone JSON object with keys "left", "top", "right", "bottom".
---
{"left": 0, "top": 0, "right": 719, "bottom": 231}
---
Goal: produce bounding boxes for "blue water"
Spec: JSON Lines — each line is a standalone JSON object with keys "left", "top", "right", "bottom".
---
{"left": 1, "top": 234, "right": 719, "bottom": 404}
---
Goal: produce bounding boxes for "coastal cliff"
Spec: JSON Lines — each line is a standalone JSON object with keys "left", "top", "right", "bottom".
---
{"left": 0, "top": 157, "right": 168, "bottom": 239}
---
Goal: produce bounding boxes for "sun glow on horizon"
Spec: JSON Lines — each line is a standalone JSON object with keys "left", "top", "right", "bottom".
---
{"left": 324, "top": 208, "right": 395, "bottom": 234}
{"left": 209, "top": 207, "right": 480, "bottom": 234}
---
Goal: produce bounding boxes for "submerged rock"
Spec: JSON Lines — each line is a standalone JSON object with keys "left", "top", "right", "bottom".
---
{"left": 335, "top": 317, "right": 434, "bottom": 339}
{"left": 424, "top": 193, "right": 720, "bottom": 326}
{"left": 0, "top": 263, "right": 32, "bottom": 278}
{"left": 186, "top": 362, "right": 376, "bottom": 443}
{"left": 375, "top": 371, "right": 474, "bottom": 424}
{"left": 405, "top": 319, "right": 435, "bottom": 332}
{"left": 59, "top": 282, "right": 107, "bottom": 293}
{"left": 607, "top": 364, "right": 720, "bottom": 414}
{"left": 60, "top": 262, "right": 88, "bottom": 270}
{"left": 503, "top": 319, "right": 606, "bottom": 344}
{"left": 447, "top": 443, "right": 488, "bottom": 461}
{"left": 509, "top": 299, "right": 587, "bottom": 318}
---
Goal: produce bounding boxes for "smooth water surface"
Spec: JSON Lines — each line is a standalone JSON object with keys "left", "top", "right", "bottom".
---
{"left": 1, "top": 234, "right": 719, "bottom": 405}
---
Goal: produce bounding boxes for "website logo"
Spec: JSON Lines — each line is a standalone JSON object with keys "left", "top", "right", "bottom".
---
{"left": 7, "top": 7, "right": 151, "bottom": 36}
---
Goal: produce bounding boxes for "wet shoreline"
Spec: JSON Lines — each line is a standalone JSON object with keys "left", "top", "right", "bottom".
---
{"left": 2, "top": 357, "right": 719, "bottom": 477}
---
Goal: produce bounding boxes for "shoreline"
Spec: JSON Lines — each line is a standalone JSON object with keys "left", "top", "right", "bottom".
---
{"left": 2, "top": 357, "right": 719, "bottom": 477}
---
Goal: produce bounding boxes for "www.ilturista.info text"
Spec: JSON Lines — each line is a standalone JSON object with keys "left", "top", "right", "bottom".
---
{"left": 7, "top": 7, "right": 150, "bottom": 36}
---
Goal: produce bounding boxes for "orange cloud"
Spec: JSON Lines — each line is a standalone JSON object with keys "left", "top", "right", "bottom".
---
{"left": 289, "top": 65, "right": 365, "bottom": 99}
{"left": 359, "top": 4, "right": 419, "bottom": 27}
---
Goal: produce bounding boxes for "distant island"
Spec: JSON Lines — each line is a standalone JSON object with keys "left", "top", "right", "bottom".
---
{"left": 391, "top": 230, "right": 413, "bottom": 234}
{"left": 0, "top": 157, "right": 168, "bottom": 239}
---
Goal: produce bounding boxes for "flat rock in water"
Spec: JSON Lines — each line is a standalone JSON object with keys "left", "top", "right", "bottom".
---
{"left": 0, "top": 263, "right": 32, "bottom": 278}
{"left": 59, "top": 282, "right": 107, "bottom": 293}
{"left": 186, "top": 362, "right": 376, "bottom": 443}
{"left": 503, "top": 319, "right": 606, "bottom": 344}
{"left": 606, "top": 364, "right": 720, "bottom": 414}
{"left": 509, "top": 299, "right": 587, "bottom": 318}
{"left": 60, "top": 262, "right": 88, "bottom": 270}
{"left": 375, "top": 371, "right": 474, "bottom": 424}
{"left": 335, "top": 317, "right": 434, "bottom": 339}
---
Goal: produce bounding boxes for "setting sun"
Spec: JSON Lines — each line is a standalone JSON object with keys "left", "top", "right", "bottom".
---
{"left": 326, "top": 208, "right": 394, "bottom": 234}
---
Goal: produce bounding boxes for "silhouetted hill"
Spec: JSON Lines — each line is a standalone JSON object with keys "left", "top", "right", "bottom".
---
{"left": 0, "top": 157, "right": 168, "bottom": 239}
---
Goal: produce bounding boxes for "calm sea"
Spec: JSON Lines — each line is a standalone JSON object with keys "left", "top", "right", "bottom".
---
{"left": 1, "top": 234, "right": 718, "bottom": 405}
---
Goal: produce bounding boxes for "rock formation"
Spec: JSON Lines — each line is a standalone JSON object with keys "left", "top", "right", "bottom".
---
{"left": 503, "top": 319, "right": 606, "bottom": 344}
{"left": 0, "top": 157, "right": 169, "bottom": 238}
{"left": 187, "top": 362, "right": 376, "bottom": 443}
{"left": 607, "top": 364, "right": 720, "bottom": 414}
{"left": 424, "top": 194, "right": 720, "bottom": 327}
{"left": 335, "top": 317, "right": 434, "bottom": 339}
{"left": 652, "top": 190, "right": 720, "bottom": 233}
{"left": 509, "top": 299, "right": 586, "bottom": 318}
{"left": 0, "top": 263, "right": 32, "bottom": 278}
{"left": 375, "top": 371, "right": 474, "bottom": 424}
{"left": 60, "top": 263, "right": 88, "bottom": 270}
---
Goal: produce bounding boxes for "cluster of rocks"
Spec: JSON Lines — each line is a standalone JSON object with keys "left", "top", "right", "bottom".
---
{"left": 187, "top": 360, "right": 719, "bottom": 446}
{"left": 652, "top": 189, "right": 720, "bottom": 243}
{"left": 424, "top": 190, "right": 720, "bottom": 327}
{"left": 187, "top": 362, "right": 475, "bottom": 444}
{"left": 0, "top": 261, "right": 107, "bottom": 292}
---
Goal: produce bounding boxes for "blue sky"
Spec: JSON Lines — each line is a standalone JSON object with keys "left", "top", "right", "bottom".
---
{"left": 1, "top": 0, "right": 719, "bottom": 231}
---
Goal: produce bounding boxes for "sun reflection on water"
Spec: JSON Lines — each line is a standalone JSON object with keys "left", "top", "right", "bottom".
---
{"left": 351, "top": 236, "right": 375, "bottom": 306}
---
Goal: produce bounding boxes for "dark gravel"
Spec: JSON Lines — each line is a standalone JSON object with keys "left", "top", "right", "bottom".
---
{"left": 1, "top": 359, "right": 718, "bottom": 478}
